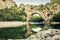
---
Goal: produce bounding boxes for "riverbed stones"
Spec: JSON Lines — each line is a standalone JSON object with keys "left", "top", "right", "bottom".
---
{"left": 26, "top": 35, "right": 38, "bottom": 40}
{"left": 27, "top": 29, "right": 60, "bottom": 40}
{"left": 36, "top": 29, "right": 60, "bottom": 40}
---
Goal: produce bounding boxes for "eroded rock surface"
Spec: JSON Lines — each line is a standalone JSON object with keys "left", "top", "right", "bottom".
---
{"left": 27, "top": 29, "right": 60, "bottom": 40}
{"left": 0, "top": 0, "right": 16, "bottom": 9}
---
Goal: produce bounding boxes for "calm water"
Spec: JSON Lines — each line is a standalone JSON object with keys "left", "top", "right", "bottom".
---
{"left": 30, "top": 24, "right": 44, "bottom": 28}
{"left": 0, "top": 24, "right": 60, "bottom": 39}
{"left": 51, "top": 24, "right": 60, "bottom": 29}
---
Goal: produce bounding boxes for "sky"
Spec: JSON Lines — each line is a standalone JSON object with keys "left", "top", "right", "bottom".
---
{"left": 13, "top": 0, "right": 50, "bottom": 5}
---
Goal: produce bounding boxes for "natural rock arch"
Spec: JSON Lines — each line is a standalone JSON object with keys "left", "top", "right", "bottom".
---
{"left": 24, "top": 6, "right": 58, "bottom": 36}
{"left": 29, "top": 12, "right": 44, "bottom": 22}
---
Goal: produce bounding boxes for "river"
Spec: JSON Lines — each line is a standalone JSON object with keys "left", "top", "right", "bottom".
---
{"left": 0, "top": 22, "right": 60, "bottom": 39}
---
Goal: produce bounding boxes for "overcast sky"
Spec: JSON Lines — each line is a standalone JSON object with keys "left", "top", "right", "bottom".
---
{"left": 13, "top": 0, "right": 50, "bottom": 5}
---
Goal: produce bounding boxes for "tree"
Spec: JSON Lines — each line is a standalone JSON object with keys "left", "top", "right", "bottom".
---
{"left": 51, "top": 12, "right": 60, "bottom": 22}
{"left": 0, "top": 7, "right": 26, "bottom": 21}
{"left": 30, "top": 16, "right": 44, "bottom": 22}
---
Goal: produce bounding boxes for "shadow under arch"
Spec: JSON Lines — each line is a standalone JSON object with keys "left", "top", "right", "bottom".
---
{"left": 30, "top": 12, "right": 44, "bottom": 22}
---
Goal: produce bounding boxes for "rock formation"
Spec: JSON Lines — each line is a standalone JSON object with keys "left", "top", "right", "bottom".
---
{"left": 50, "top": 0, "right": 59, "bottom": 3}
{"left": 0, "top": 0, "right": 16, "bottom": 9}
{"left": 27, "top": 29, "right": 60, "bottom": 40}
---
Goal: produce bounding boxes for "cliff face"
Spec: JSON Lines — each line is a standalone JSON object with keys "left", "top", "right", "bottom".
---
{"left": 0, "top": 0, "right": 6, "bottom": 9}
{"left": 50, "top": 0, "right": 60, "bottom": 3}
{"left": 0, "top": 0, "right": 16, "bottom": 9}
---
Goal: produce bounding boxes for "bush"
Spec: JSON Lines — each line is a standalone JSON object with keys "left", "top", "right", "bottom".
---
{"left": 30, "top": 16, "right": 44, "bottom": 22}
{"left": 0, "top": 8, "right": 26, "bottom": 21}
{"left": 51, "top": 12, "right": 60, "bottom": 22}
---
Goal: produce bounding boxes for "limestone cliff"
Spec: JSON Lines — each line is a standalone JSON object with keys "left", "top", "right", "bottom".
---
{"left": 0, "top": 0, "right": 16, "bottom": 9}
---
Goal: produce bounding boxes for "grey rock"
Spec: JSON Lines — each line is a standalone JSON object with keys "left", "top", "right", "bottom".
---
{"left": 36, "top": 29, "right": 60, "bottom": 40}
{"left": 26, "top": 35, "right": 38, "bottom": 40}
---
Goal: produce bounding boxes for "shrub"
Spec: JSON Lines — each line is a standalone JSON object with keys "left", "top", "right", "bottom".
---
{"left": 51, "top": 12, "right": 60, "bottom": 22}
{"left": 30, "top": 16, "right": 44, "bottom": 22}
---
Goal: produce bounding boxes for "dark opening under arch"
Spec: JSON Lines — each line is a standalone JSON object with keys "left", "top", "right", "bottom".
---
{"left": 30, "top": 12, "right": 44, "bottom": 22}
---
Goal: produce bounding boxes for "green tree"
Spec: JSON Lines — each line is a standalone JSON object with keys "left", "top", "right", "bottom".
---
{"left": 30, "top": 16, "right": 44, "bottom": 22}
{"left": 0, "top": 7, "right": 25, "bottom": 21}
{"left": 51, "top": 12, "right": 60, "bottom": 22}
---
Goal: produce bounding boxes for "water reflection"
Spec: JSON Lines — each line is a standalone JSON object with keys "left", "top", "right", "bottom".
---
{"left": 51, "top": 24, "right": 60, "bottom": 29}
{"left": 0, "top": 24, "right": 60, "bottom": 39}
{"left": 30, "top": 24, "right": 44, "bottom": 32}
{"left": 0, "top": 25, "right": 27, "bottom": 39}
{"left": 30, "top": 24, "right": 44, "bottom": 28}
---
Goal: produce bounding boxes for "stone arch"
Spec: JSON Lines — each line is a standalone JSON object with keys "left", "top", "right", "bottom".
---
{"left": 30, "top": 12, "right": 44, "bottom": 22}
{"left": 31, "top": 12, "right": 41, "bottom": 16}
{"left": 30, "top": 12, "right": 43, "bottom": 18}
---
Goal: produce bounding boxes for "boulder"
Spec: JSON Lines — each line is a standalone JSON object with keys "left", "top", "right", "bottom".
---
{"left": 36, "top": 29, "right": 60, "bottom": 40}
{"left": 27, "top": 29, "right": 60, "bottom": 40}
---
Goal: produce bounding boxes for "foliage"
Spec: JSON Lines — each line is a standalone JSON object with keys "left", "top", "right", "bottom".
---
{"left": 30, "top": 16, "right": 44, "bottom": 22}
{"left": 53, "top": 0, "right": 60, "bottom": 4}
{"left": 0, "top": 25, "right": 27, "bottom": 39}
{"left": 19, "top": 10, "right": 27, "bottom": 17}
{"left": 51, "top": 12, "right": 60, "bottom": 22}
{"left": 0, "top": 8, "right": 26, "bottom": 21}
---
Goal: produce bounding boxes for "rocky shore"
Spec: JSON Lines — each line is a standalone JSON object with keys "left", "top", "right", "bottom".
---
{"left": 0, "top": 29, "right": 60, "bottom": 40}
{"left": 27, "top": 29, "right": 60, "bottom": 40}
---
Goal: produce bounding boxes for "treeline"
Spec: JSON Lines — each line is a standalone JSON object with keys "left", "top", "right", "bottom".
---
{"left": 0, "top": 8, "right": 60, "bottom": 22}
{"left": 0, "top": 8, "right": 26, "bottom": 21}
{"left": 0, "top": 0, "right": 60, "bottom": 22}
{"left": 0, "top": 7, "right": 44, "bottom": 22}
